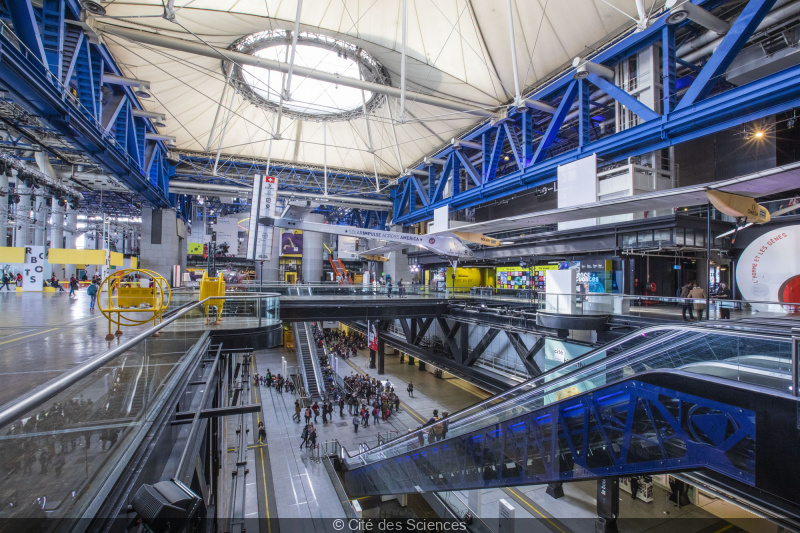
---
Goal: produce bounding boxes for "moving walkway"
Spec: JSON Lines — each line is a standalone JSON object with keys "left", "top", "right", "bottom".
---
{"left": 341, "top": 323, "right": 800, "bottom": 523}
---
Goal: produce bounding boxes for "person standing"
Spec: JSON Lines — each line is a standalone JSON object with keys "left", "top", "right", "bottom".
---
{"left": 387, "top": 279, "right": 393, "bottom": 298}
{"left": 87, "top": 281, "right": 98, "bottom": 310}
{"left": 312, "top": 401, "right": 320, "bottom": 423}
{"left": 680, "top": 282, "right": 695, "bottom": 321}
{"left": 304, "top": 407, "right": 312, "bottom": 426}
{"left": 407, "top": 381, "right": 414, "bottom": 398}
{"left": 689, "top": 283, "right": 707, "bottom": 321}
{"left": 257, "top": 421, "right": 266, "bottom": 444}
{"left": 352, "top": 414, "right": 360, "bottom": 433}
{"left": 1, "top": 273, "right": 10, "bottom": 291}
{"left": 68, "top": 275, "right": 78, "bottom": 298}
{"left": 716, "top": 282, "right": 732, "bottom": 319}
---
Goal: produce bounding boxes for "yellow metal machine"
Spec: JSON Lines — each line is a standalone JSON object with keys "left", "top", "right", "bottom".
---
{"left": 98, "top": 269, "right": 171, "bottom": 341}
{"left": 199, "top": 272, "right": 226, "bottom": 324}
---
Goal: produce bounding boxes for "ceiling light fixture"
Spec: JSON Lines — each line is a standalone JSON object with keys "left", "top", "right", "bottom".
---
{"left": 82, "top": 1, "right": 106, "bottom": 16}
{"left": 572, "top": 57, "right": 615, "bottom": 81}
{"left": 665, "top": 0, "right": 729, "bottom": 34}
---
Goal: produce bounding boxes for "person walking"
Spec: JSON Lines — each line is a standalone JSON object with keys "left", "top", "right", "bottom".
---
{"left": 293, "top": 400, "right": 302, "bottom": 422}
{"left": 689, "top": 283, "right": 707, "bottom": 321}
{"left": 716, "top": 282, "right": 732, "bottom": 319}
{"left": 312, "top": 401, "right": 320, "bottom": 423}
{"left": 372, "top": 405, "right": 380, "bottom": 425}
{"left": 352, "top": 414, "right": 360, "bottom": 433}
{"left": 1, "top": 273, "right": 10, "bottom": 291}
{"left": 680, "top": 281, "right": 695, "bottom": 321}
{"left": 304, "top": 407, "right": 312, "bottom": 426}
{"left": 407, "top": 381, "right": 414, "bottom": 398}
{"left": 398, "top": 278, "right": 406, "bottom": 298}
{"left": 257, "top": 421, "right": 267, "bottom": 444}
{"left": 87, "top": 281, "right": 98, "bottom": 310}
{"left": 68, "top": 275, "right": 78, "bottom": 298}
{"left": 339, "top": 397, "right": 345, "bottom": 417}
{"left": 308, "top": 424, "right": 317, "bottom": 449}
{"left": 387, "top": 279, "right": 393, "bottom": 298}
{"left": 299, "top": 424, "right": 310, "bottom": 449}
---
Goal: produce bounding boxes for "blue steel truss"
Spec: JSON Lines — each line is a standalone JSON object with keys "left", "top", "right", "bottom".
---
{"left": 393, "top": 0, "right": 798, "bottom": 225}
{"left": 173, "top": 152, "right": 391, "bottom": 200}
{"left": 0, "top": 0, "right": 172, "bottom": 208}
{"left": 343, "top": 379, "right": 757, "bottom": 496}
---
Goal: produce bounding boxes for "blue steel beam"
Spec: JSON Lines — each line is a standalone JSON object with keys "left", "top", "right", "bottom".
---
{"left": 585, "top": 73, "right": 660, "bottom": 122}
{"left": 531, "top": 81, "right": 579, "bottom": 164}
{"left": 676, "top": 0, "right": 778, "bottom": 110}
{"left": 395, "top": 61, "right": 800, "bottom": 224}
{"left": 6, "top": 0, "right": 48, "bottom": 71}
{"left": 0, "top": 27, "right": 171, "bottom": 208}
{"left": 394, "top": 0, "right": 787, "bottom": 224}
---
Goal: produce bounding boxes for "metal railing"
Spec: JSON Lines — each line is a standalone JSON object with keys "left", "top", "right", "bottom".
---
{"left": 0, "top": 293, "right": 279, "bottom": 427}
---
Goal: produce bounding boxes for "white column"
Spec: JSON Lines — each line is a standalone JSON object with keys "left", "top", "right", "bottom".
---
{"left": 64, "top": 207, "right": 77, "bottom": 278}
{"left": 14, "top": 175, "right": 31, "bottom": 247}
{"left": 301, "top": 213, "right": 324, "bottom": 283}
{"left": 33, "top": 195, "right": 47, "bottom": 247}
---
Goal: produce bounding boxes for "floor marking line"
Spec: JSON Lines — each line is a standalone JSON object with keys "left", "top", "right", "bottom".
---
{"left": 713, "top": 524, "right": 735, "bottom": 533}
{"left": 0, "top": 328, "right": 60, "bottom": 346}
{"left": 253, "top": 361, "right": 272, "bottom": 533}
{"left": 505, "top": 488, "right": 566, "bottom": 533}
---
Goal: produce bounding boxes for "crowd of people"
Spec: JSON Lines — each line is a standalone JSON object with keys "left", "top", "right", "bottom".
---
{"left": 253, "top": 369, "right": 296, "bottom": 394}
{"left": 315, "top": 327, "right": 365, "bottom": 360}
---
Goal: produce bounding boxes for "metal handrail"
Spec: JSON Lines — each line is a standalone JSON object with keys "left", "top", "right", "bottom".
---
{"left": 0, "top": 293, "right": 279, "bottom": 428}
{"left": 349, "top": 322, "right": 796, "bottom": 462}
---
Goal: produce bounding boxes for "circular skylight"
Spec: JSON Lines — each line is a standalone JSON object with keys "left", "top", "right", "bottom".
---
{"left": 229, "top": 31, "right": 390, "bottom": 121}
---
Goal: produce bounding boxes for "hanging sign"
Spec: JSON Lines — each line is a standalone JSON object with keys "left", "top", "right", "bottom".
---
{"left": 368, "top": 321, "right": 379, "bottom": 352}
{"left": 247, "top": 174, "right": 279, "bottom": 261}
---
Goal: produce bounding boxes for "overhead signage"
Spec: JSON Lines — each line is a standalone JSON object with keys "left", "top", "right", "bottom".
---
{"left": 579, "top": 259, "right": 612, "bottom": 272}
{"left": 247, "top": 174, "right": 278, "bottom": 261}
{"left": 736, "top": 224, "right": 800, "bottom": 309}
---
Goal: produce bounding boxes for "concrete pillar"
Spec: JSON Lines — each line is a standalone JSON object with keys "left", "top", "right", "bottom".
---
{"left": 418, "top": 361, "right": 427, "bottom": 371}
{"left": 0, "top": 170, "right": 8, "bottom": 246}
{"left": 33, "top": 195, "right": 46, "bottom": 247}
{"left": 256, "top": 226, "right": 282, "bottom": 283}
{"left": 302, "top": 213, "right": 324, "bottom": 283}
{"left": 14, "top": 180, "right": 31, "bottom": 247}
{"left": 377, "top": 338, "right": 385, "bottom": 375}
{"left": 64, "top": 207, "right": 77, "bottom": 278}
{"left": 50, "top": 200, "right": 64, "bottom": 249}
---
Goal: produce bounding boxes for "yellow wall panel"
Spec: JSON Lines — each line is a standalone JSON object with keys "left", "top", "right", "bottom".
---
{"left": 48, "top": 249, "right": 107, "bottom": 265}
{"left": 0, "top": 247, "right": 25, "bottom": 263}
{"left": 109, "top": 252, "right": 124, "bottom": 267}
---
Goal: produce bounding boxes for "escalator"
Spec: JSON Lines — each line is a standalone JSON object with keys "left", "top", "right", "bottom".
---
{"left": 293, "top": 322, "right": 324, "bottom": 398}
{"left": 342, "top": 324, "right": 800, "bottom": 521}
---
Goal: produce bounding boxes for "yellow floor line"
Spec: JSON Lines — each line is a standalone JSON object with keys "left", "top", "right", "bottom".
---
{"left": 0, "top": 328, "right": 60, "bottom": 346}
{"left": 505, "top": 488, "right": 566, "bottom": 533}
{"left": 713, "top": 524, "right": 734, "bottom": 533}
{"left": 252, "top": 362, "right": 272, "bottom": 533}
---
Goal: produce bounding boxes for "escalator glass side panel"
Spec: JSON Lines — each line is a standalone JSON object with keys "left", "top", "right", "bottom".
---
{"left": 342, "top": 379, "right": 757, "bottom": 496}
{"left": 349, "top": 329, "right": 789, "bottom": 469}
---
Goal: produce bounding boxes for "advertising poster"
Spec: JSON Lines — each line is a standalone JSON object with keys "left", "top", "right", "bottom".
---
{"left": 495, "top": 266, "right": 531, "bottom": 289}
{"left": 368, "top": 321, "right": 378, "bottom": 352}
{"left": 22, "top": 246, "right": 46, "bottom": 291}
{"left": 281, "top": 230, "right": 303, "bottom": 256}
{"left": 737, "top": 224, "right": 800, "bottom": 311}
{"left": 338, "top": 236, "right": 360, "bottom": 260}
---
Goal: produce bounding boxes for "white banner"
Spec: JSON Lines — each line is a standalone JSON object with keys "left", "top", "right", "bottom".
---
{"left": 22, "top": 246, "right": 46, "bottom": 291}
{"left": 247, "top": 174, "right": 279, "bottom": 260}
{"left": 338, "top": 236, "right": 360, "bottom": 260}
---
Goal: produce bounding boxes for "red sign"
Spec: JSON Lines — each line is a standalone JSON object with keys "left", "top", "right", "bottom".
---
{"left": 368, "top": 321, "right": 378, "bottom": 351}
{"left": 265, "top": 176, "right": 276, "bottom": 183}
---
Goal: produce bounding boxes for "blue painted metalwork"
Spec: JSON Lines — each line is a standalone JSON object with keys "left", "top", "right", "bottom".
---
{"left": 393, "top": 0, "right": 797, "bottom": 225}
{"left": 676, "top": 0, "right": 778, "bottom": 110}
{"left": 173, "top": 153, "right": 390, "bottom": 200}
{"left": 343, "top": 379, "right": 757, "bottom": 495}
{"left": 0, "top": 0, "right": 172, "bottom": 208}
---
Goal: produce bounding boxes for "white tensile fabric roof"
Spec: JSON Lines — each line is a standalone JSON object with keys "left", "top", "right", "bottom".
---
{"left": 98, "top": 0, "right": 657, "bottom": 177}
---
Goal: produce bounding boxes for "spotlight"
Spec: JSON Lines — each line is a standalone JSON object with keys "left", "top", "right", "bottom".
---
{"left": 135, "top": 89, "right": 152, "bottom": 99}
{"left": 81, "top": 1, "right": 106, "bottom": 16}
{"left": 503, "top": 155, "right": 510, "bottom": 161}
{"left": 58, "top": 198, "right": 67, "bottom": 207}
{"left": 753, "top": 131, "right": 765, "bottom": 138}
{"left": 153, "top": 121, "right": 167, "bottom": 128}
{"left": 664, "top": 0, "right": 729, "bottom": 34}
{"left": 572, "top": 57, "right": 615, "bottom": 81}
